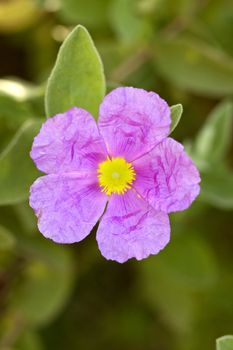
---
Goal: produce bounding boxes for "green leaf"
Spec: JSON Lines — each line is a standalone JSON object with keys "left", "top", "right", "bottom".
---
{"left": 155, "top": 38, "right": 233, "bottom": 96}
{"left": 217, "top": 335, "right": 233, "bottom": 350}
{"left": 0, "top": 225, "right": 15, "bottom": 251}
{"left": 194, "top": 101, "right": 233, "bottom": 167}
{"left": 45, "top": 25, "right": 105, "bottom": 119}
{"left": 9, "top": 238, "right": 74, "bottom": 326}
{"left": 170, "top": 103, "right": 183, "bottom": 133}
{"left": 0, "top": 120, "right": 42, "bottom": 205}
{"left": 200, "top": 166, "right": 233, "bottom": 210}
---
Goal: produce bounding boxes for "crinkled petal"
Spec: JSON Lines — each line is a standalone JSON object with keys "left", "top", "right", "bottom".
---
{"left": 98, "top": 87, "right": 171, "bottom": 161}
{"left": 96, "top": 190, "right": 170, "bottom": 263}
{"left": 31, "top": 107, "right": 107, "bottom": 174}
{"left": 133, "top": 138, "right": 201, "bottom": 213}
{"left": 29, "top": 173, "right": 107, "bottom": 243}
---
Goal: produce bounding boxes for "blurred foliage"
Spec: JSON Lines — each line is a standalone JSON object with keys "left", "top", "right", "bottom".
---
{"left": 0, "top": 0, "right": 233, "bottom": 350}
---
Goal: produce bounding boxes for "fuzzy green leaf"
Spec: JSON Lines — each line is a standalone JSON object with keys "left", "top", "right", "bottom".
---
{"left": 45, "top": 25, "right": 105, "bottom": 119}
{"left": 217, "top": 336, "right": 233, "bottom": 350}
{"left": 170, "top": 103, "right": 183, "bottom": 133}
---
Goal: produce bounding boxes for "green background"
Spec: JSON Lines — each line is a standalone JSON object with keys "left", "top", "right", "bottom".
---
{"left": 0, "top": 0, "right": 233, "bottom": 349}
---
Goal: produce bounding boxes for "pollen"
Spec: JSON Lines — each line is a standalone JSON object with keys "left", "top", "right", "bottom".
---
{"left": 97, "top": 157, "right": 136, "bottom": 195}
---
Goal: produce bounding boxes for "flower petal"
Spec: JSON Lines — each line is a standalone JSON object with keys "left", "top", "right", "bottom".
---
{"left": 133, "top": 138, "right": 201, "bottom": 213}
{"left": 29, "top": 173, "right": 107, "bottom": 243}
{"left": 96, "top": 190, "right": 170, "bottom": 263}
{"left": 31, "top": 107, "right": 107, "bottom": 174}
{"left": 98, "top": 87, "right": 171, "bottom": 161}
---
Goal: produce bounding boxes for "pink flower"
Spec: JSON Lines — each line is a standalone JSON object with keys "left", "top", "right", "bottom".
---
{"left": 29, "top": 87, "right": 200, "bottom": 263}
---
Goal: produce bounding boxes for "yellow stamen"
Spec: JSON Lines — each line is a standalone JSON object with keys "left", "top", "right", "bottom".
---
{"left": 97, "top": 157, "right": 136, "bottom": 195}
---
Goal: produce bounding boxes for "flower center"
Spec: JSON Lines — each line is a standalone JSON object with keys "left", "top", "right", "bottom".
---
{"left": 97, "top": 157, "right": 136, "bottom": 195}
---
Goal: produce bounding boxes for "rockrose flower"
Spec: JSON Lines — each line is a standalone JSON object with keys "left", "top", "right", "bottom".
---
{"left": 29, "top": 87, "right": 200, "bottom": 263}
